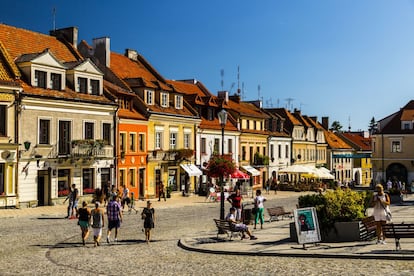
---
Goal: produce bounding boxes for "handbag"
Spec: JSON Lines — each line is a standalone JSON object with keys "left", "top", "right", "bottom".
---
{"left": 380, "top": 201, "right": 392, "bottom": 222}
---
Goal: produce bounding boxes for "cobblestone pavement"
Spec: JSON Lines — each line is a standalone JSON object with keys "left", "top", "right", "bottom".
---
{"left": 0, "top": 191, "right": 413, "bottom": 275}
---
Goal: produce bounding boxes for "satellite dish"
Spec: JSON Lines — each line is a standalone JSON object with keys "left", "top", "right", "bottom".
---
{"left": 1, "top": 150, "right": 11, "bottom": 160}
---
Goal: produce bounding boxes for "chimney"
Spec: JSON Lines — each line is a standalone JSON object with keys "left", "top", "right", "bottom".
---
{"left": 250, "top": 100, "right": 262, "bottom": 109}
{"left": 50, "top": 27, "right": 78, "bottom": 49}
{"left": 293, "top": 108, "right": 301, "bottom": 115}
{"left": 125, "top": 49, "right": 138, "bottom": 61}
{"left": 217, "top": 91, "right": 229, "bottom": 103}
{"left": 322, "top": 117, "right": 329, "bottom": 130}
{"left": 310, "top": 116, "right": 317, "bottom": 123}
{"left": 93, "top": 37, "right": 111, "bottom": 67}
{"left": 229, "top": 93, "right": 240, "bottom": 103}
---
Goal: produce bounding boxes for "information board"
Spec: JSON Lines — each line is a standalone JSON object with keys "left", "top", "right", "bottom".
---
{"left": 294, "top": 207, "right": 321, "bottom": 244}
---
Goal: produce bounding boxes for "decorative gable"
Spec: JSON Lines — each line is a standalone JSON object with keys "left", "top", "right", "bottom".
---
{"left": 65, "top": 59, "right": 103, "bottom": 95}
{"left": 16, "top": 49, "right": 66, "bottom": 90}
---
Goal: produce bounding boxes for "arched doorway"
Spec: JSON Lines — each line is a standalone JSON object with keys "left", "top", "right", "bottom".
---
{"left": 354, "top": 171, "right": 361, "bottom": 185}
{"left": 386, "top": 163, "right": 407, "bottom": 184}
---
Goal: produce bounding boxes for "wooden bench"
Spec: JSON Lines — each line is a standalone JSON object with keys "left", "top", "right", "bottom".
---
{"left": 382, "top": 223, "right": 414, "bottom": 250}
{"left": 360, "top": 216, "right": 377, "bottom": 241}
{"left": 267, "top": 206, "right": 293, "bottom": 222}
{"left": 213, "top": 219, "right": 243, "bottom": 240}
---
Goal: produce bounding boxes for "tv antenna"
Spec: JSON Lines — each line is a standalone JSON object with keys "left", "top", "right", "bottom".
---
{"left": 237, "top": 65, "right": 241, "bottom": 95}
{"left": 52, "top": 7, "right": 56, "bottom": 31}
{"left": 258, "top": 85, "right": 263, "bottom": 101}
{"left": 266, "top": 98, "right": 273, "bottom": 108}
{"left": 241, "top": 82, "right": 246, "bottom": 100}
{"left": 285, "top": 98, "right": 294, "bottom": 110}
{"left": 220, "top": 69, "right": 224, "bottom": 91}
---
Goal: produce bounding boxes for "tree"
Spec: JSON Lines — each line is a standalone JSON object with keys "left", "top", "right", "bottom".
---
{"left": 330, "top": 121, "right": 343, "bottom": 132}
{"left": 368, "top": 117, "right": 377, "bottom": 135}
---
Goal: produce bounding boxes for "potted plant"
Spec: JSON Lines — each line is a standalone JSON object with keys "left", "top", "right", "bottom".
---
{"left": 296, "top": 188, "right": 372, "bottom": 242}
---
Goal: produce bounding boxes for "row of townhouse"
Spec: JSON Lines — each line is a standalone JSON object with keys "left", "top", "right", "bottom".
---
{"left": 372, "top": 100, "right": 414, "bottom": 191}
{"left": 0, "top": 24, "right": 373, "bottom": 208}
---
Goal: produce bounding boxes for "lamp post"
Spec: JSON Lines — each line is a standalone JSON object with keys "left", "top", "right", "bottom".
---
{"left": 217, "top": 109, "right": 228, "bottom": 220}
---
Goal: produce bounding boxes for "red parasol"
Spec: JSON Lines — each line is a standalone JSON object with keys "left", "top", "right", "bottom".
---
{"left": 230, "top": 169, "right": 250, "bottom": 179}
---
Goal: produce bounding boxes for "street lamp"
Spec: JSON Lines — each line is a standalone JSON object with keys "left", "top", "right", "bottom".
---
{"left": 217, "top": 109, "right": 228, "bottom": 220}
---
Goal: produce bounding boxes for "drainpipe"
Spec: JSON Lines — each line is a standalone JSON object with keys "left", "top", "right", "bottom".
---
{"left": 14, "top": 88, "right": 22, "bottom": 205}
{"left": 113, "top": 101, "right": 119, "bottom": 188}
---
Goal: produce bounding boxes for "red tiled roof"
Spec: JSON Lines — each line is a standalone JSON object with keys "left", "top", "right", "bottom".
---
{"left": 341, "top": 132, "right": 371, "bottom": 151}
{"left": 20, "top": 82, "right": 113, "bottom": 104}
{"left": 324, "top": 130, "right": 352, "bottom": 149}
{"left": 378, "top": 100, "right": 414, "bottom": 134}
{"left": 0, "top": 24, "right": 79, "bottom": 63}
{"left": 227, "top": 100, "right": 269, "bottom": 119}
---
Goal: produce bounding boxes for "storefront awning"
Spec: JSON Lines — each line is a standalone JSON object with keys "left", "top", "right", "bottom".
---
{"left": 241, "top": 165, "right": 260, "bottom": 176}
{"left": 180, "top": 164, "right": 203, "bottom": 177}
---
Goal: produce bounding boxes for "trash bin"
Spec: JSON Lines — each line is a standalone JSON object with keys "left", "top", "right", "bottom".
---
{"left": 242, "top": 208, "right": 253, "bottom": 225}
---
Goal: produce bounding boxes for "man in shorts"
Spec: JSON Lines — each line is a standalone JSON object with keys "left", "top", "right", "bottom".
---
{"left": 225, "top": 207, "right": 257, "bottom": 240}
{"left": 106, "top": 195, "right": 123, "bottom": 243}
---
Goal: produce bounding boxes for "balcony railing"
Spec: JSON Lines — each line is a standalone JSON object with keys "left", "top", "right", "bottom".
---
{"left": 148, "top": 149, "right": 194, "bottom": 162}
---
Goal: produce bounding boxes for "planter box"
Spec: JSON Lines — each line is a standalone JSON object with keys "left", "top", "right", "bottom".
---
{"left": 290, "top": 221, "right": 362, "bottom": 243}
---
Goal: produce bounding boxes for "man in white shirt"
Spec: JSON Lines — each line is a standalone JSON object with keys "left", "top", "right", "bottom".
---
{"left": 225, "top": 207, "right": 257, "bottom": 240}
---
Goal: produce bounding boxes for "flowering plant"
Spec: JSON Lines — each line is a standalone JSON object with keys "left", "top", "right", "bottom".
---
{"left": 83, "top": 188, "right": 95, "bottom": 194}
{"left": 58, "top": 190, "right": 69, "bottom": 197}
{"left": 206, "top": 154, "right": 236, "bottom": 178}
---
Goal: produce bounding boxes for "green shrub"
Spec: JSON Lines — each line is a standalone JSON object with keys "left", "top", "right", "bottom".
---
{"left": 298, "top": 188, "right": 373, "bottom": 232}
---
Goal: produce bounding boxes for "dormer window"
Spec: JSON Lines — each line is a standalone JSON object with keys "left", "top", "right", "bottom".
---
{"left": 65, "top": 59, "right": 103, "bottom": 95}
{"left": 146, "top": 90, "right": 154, "bottom": 105}
{"left": 16, "top": 50, "right": 66, "bottom": 90}
{"left": 51, "top": 73, "right": 62, "bottom": 90}
{"left": 160, "top": 92, "right": 169, "bottom": 107}
{"left": 78, "top": 77, "right": 88, "bottom": 93}
{"left": 175, "top": 95, "right": 183, "bottom": 109}
{"left": 90, "top": 79, "right": 100, "bottom": 95}
{"left": 35, "top": 70, "right": 47, "bottom": 88}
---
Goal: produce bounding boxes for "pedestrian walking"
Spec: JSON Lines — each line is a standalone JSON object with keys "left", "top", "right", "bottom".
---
{"left": 158, "top": 181, "right": 166, "bottom": 201}
{"left": 254, "top": 189, "right": 266, "bottom": 229}
{"left": 77, "top": 201, "right": 91, "bottom": 246}
{"left": 141, "top": 201, "right": 155, "bottom": 244}
{"left": 106, "top": 195, "right": 123, "bottom": 243}
{"left": 63, "top": 183, "right": 79, "bottom": 219}
{"left": 91, "top": 201, "right": 105, "bottom": 247}
{"left": 121, "top": 184, "right": 130, "bottom": 211}
{"left": 371, "top": 184, "right": 391, "bottom": 244}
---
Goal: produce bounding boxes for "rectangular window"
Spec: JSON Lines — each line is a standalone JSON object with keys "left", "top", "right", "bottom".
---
{"left": 170, "top": 132, "right": 177, "bottom": 149}
{"left": 103, "top": 123, "right": 111, "bottom": 145}
{"left": 90, "top": 79, "right": 100, "bottom": 95}
{"left": 120, "top": 133, "right": 126, "bottom": 152}
{"left": 270, "top": 144, "right": 274, "bottom": 160}
{"left": 184, "top": 133, "right": 190, "bottom": 149}
{"left": 242, "top": 146, "right": 246, "bottom": 160}
{"left": 39, "top": 119, "right": 50, "bottom": 144}
{"left": 228, "top": 139, "right": 233, "bottom": 153}
{"left": 155, "top": 132, "right": 162, "bottom": 150}
{"left": 175, "top": 95, "right": 183, "bottom": 109}
{"left": 78, "top": 77, "right": 88, "bottom": 93}
{"left": 201, "top": 138, "right": 206, "bottom": 154}
{"left": 0, "top": 105, "right": 6, "bottom": 136}
{"left": 249, "top": 147, "right": 254, "bottom": 162}
{"left": 391, "top": 141, "right": 401, "bottom": 153}
{"left": 35, "top": 70, "right": 47, "bottom": 88}
{"left": 82, "top": 168, "right": 95, "bottom": 194}
{"left": 51, "top": 73, "right": 62, "bottom": 90}
{"left": 278, "top": 144, "right": 281, "bottom": 158}
{"left": 214, "top": 138, "right": 219, "bottom": 154}
{"left": 84, "top": 122, "right": 94, "bottom": 140}
{"left": 139, "top": 133, "right": 145, "bottom": 152}
{"left": 160, "top": 92, "right": 169, "bottom": 107}
{"left": 146, "top": 90, "right": 154, "bottom": 105}
{"left": 119, "top": 169, "right": 125, "bottom": 187}
{"left": 285, "top": 145, "right": 289, "bottom": 158}
{"left": 58, "top": 120, "right": 71, "bottom": 155}
{"left": 129, "top": 133, "right": 136, "bottom": 152}
{"left": 207, "top": 109, "right": 214, "bottom": 121}
{"left": 129, "top": 168, "right": 136, "bottom": 187}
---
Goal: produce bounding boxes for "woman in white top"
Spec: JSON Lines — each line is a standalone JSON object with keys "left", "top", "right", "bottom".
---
{"left": 254, "top": 189, "right": 266, "bottom": 229}
{"left": 371, "top": 184, "right": 391, "bottom": 244}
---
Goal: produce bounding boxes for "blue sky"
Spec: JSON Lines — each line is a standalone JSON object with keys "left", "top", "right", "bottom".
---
{"left": 3, "top": 0, "right": 414, "bottom": 131}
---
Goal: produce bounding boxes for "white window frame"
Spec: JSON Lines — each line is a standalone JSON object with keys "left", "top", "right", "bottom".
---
{"left": 170, "top": 132, "right": 177, "bottom": 150}
{"left": 146, "top": 90, "right": 154, "bottom": 105}
{"left": 391, "top": 140, "right": 401, "bottom": 153}
{"left": 175, "top": 95, "right": 183, "bottom": 109}
{"left": 155, "top": 132, "right": 162, "bottom": 150}
{"left": 160, "top": 92, "right": 169, "bottom": 107}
